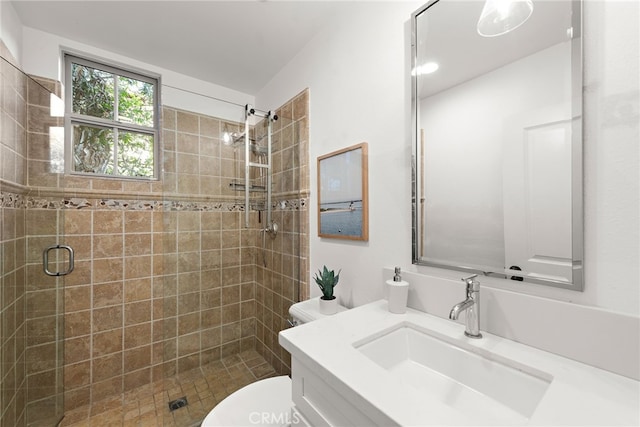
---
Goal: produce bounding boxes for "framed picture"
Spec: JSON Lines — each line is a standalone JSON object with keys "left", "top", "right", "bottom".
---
{"left": 317, "top": 142, "right": 369, "bottom": 241}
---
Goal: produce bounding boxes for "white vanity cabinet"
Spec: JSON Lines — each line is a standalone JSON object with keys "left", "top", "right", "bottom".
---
{"left": 279, "top": 301, "right": 640, "bottom": 427}
{"left": 289, "top": 357, "right": 395, "bottom": 427}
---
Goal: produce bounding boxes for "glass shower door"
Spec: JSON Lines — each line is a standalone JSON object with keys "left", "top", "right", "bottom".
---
{"left": 24, "top": 69, "right": 68, "bottom": 427}
{"left": 0, "top": 55, "right": 67, "bottom": 426}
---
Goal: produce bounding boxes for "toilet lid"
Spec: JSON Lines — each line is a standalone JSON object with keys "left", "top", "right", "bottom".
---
{"left": 201, "top": 375, "right": 292, "bottom": 427}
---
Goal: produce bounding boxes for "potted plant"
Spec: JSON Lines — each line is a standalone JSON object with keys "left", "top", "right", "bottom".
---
{"left": 314, "top": 266, "right": 341, "bottom": 315}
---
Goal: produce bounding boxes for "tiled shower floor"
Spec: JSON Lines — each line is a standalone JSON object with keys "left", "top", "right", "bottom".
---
{"left": 60, "top": 350, "right": 278, "bottom": 427}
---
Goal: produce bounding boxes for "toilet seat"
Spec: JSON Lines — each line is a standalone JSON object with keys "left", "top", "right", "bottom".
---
{"left": 201, "top": 375, "right": 292, "bottom": 426}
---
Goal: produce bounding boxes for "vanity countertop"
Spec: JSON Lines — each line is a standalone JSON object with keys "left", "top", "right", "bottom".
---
{"left": 279, "top": 300, "right": 640, "bottom": 426}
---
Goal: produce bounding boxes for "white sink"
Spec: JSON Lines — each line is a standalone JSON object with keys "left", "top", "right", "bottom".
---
{"left": 354, "top": 322, "right": 552, "bottom": 425}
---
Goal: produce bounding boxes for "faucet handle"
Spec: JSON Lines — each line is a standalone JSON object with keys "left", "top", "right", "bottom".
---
{"left": 462, "top": 274, "right": 480, "bottom": 291}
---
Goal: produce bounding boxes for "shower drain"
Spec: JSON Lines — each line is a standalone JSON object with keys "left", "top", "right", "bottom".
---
{"left": 168, "top": 396, "right": 189, "bottom": 411}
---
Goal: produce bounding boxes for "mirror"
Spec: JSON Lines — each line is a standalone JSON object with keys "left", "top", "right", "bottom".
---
{"left": 411, "top": 0, "right": 583, "bottom": 290}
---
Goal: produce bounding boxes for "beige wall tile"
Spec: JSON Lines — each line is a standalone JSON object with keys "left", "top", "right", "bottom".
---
{"left": 201, "top": 308, "right": 221, "bottom": 329}
{"left": 65, "top": 310, "right": 91, "bottom": 338}
{"left": 64, "top": 235, "right": 91, "bottom": 261}
{"left": 124, "top": 233, "right": 152, "bottom": 256}
{"left": 124, "top": 255, "right": 152, "bottom": 279}
{"left": 124, "top": 300, "right": 152, "bottom": 326}
{"left": 201, "top": 327, "right": 221, "bottom": 349}
{"left": 124, "top": 345, "right": 151, "bottom": 373}
{"left": 65, "top": 285, "right": 92, "bottom": 312}
{"left": 177, "top": 174, "right": 200, "bottom": 195}
{"left": 93, "top": 306, "right": 123, "bottom": 333}
{"left": 65, "top": 336, "right": 91, "bottom": 364}
{"left": 64, "top": 210, "right": 92, "bottom": 235}
{"left": 93, "top": 211, "right": 124, "bottom": 234}
{"left": 121, "top": 180, "right": 152, "bottom": 194}
{"left": 292, "top": 90, "right": 308, "bottom": 121}
{"left": 92, "top": 258, "right": 124, "bottom": 284}
{"left": 26, "top": 369, "right": 56, "bottom": 401}
{"left": 178, "top": 312, "right": 200, "bottom": 336}
{"left": 200, "top": 117, "right": 220, "bottom": 137}
{"left": 177, "top": 133, "right": 199, "bottom": 155}
{"left": 177, "top": 333, "right": 199, "bottom": 357}
{"left": 221, "top": 303, "right": 240, "bottom": 325}
{"left": 93, "top": 353, "right": 123, "bottom": 382}
{"left": 65, "top": 360, "right": 91, "bottom": 389}
{"left": 176, "top": 111, "right": 199, "bottom": 134}
{"left": 93, "top": 282, "right": 123, "bottom": 308}
{"left": 93, "top": 234, "right": 124, "bottom": 258}
{"left": 162, "top": 107, "right": 176, "bottom": 130}
{"left": 92, "top": 178, "right": 123, "bottom": 192}
{"left": 124, "top": 278, "right": 151, "bottom": 303}
{"left": 177, "top": 292, "right": 199, "bottom": 315}
{"left": 177, "top": 231, "right": 200, "bottom": 253}
{"left": 200, "top": 176, "right": 221, "bottom": 195}
{"left": 26, "top": 209, "right": 58, "bottom": 236}
{"left": 64, "top": 176, "right": 92, "bottom": 189}
{"left": 93, "top": 329, "right": 123, "bottom": 357}
{"left": 221, "top": 285, "right": 240, "bottom": 306}
{"left": 64, "top": 386, "right": 91, "bottom": 411}
{"left": 124, "top": 211, "right": 152, "bottom": 233}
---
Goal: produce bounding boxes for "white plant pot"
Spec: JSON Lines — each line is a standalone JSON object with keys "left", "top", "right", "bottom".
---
{"left": 318, "top": 297, "right": 338, "bottom": 315}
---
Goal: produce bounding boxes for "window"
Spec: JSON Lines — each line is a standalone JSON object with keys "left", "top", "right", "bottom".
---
{"left": 64, "top": 55, "right": 159, "bottom": 179}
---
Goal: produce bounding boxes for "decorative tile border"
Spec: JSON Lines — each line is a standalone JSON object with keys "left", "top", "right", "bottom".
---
{"left": 1, "top": 190, "right": 307, "bottom": 212}
{"left": 0, "top": 191, "right": 26, "bottom": 209}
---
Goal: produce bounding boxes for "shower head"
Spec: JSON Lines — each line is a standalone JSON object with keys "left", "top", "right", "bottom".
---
{"left": 223, "top": 131, "right": 242, "bottom": 146}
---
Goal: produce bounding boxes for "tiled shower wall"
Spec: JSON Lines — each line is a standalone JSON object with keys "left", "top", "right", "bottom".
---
{"left": 254, "top": 92, "right": 310, "bottom": 374}
{"left": 1, "top": 48, "right": 310, "bottom": 425}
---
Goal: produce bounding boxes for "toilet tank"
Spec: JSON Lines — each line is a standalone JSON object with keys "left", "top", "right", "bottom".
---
{"left": 289, "top": 298, "right": 347, "bottom": 325}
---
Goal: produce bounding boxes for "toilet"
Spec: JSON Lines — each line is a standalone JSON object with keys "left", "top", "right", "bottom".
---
{"left": 201, "top": 298, "right": 347, "bottom": 426}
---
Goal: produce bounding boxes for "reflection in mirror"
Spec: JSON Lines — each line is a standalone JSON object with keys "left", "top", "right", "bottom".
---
{"left": 411, "top": 0, "right": 583, "bottom": 290}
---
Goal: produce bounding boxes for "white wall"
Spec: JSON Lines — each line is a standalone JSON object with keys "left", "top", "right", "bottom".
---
{"left": 256, "top": 1, "right": 639, "bottom": 316}
{"left": 257, "top": 1, "right": 422, "bottom": 308}
{"left": 19, "top": 27, "right": 254, "bottom": 121}
{"left": 583, "top": 0, "right": 639, "bottom": 314}
{"left": 0, "top": 0, "right": 23, "bottom": 63}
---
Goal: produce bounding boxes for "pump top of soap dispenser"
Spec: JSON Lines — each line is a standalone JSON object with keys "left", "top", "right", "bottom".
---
{"left": 393, "top": 267, "right": 402, "bottom": 282}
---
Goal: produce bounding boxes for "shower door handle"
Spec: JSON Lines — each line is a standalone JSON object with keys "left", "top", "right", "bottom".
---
{"left": 43, "top": 244, "right": 75, "bottom": 277}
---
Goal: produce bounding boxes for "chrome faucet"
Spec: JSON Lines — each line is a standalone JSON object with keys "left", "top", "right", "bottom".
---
{"left": 449, "top": 274, "right": 482, "bottom": 338}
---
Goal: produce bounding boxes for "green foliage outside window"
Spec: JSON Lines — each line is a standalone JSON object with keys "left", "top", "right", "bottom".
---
{"left": 69, "top": 59, "right": 157, "bottom": 178}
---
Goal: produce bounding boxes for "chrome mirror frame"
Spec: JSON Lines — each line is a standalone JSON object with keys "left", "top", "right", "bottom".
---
{"left": 411, "top": 0, "right": 584, "bottom": 291}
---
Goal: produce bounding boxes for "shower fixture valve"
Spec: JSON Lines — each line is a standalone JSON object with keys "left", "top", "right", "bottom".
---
{"left": 265, "top": 221, "right": 278, "bottom": 236}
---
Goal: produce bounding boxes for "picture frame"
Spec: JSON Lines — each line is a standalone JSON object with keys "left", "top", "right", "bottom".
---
{"left": 317, "top": 142, "right": 369, "bottom": 241}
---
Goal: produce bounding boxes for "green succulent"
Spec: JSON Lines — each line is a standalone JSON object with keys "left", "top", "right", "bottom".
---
{"left": 314, "top": 266, "right": 341, "bottom": 300}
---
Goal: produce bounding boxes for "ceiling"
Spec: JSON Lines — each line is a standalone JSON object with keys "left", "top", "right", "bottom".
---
{"left": 10, "top": 0, "right": 355, "bottom": 94}
{"left": 11, "top": 1, "right": 575, "bottom": 97}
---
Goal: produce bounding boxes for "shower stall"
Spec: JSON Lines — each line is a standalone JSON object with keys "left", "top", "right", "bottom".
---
{"left": 158, "top": 96, "right": 308, "bottom": 425}
{"left": 0, "top": 49, "right": 310, "bottom": 426}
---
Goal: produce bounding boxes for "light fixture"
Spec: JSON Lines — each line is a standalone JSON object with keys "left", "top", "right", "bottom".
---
{"left": 477, "top": 0, "right": 534, "bottom": 37}
{"left": 412, "top": 62, "right": 440, "bottom": 76}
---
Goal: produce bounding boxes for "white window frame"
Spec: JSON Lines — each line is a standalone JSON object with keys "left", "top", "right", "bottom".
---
{"left": 64, "top": 54, "right": 160, "bottom": 180}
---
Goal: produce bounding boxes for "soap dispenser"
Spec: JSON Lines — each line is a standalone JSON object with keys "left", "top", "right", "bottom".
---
{"left": 386, "top": 267, "right": 409, "bottom": 314}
